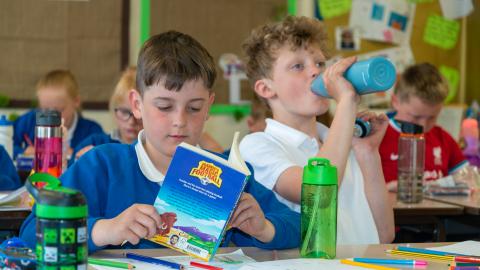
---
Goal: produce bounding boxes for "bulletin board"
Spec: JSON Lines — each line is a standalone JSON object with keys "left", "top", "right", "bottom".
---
{"left": 318, "top": 0, "right": 472, "bottom": 105}
{"left": 149, "top": 0, "right": 287, "bottom": 105}
{"left": 0, "top": 0, "right": 125, "bottom": 108}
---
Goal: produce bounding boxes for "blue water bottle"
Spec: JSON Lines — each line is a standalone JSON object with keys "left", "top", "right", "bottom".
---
{"left": 311, "top": 57, "right": 396, "bottom": 98}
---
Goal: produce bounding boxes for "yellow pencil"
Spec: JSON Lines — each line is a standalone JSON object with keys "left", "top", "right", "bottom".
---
{"left": 340, "top": 259, "right": 400, "bottom": 270}
{"left": 386, "top": 249, "right": 454, "bottom": 261}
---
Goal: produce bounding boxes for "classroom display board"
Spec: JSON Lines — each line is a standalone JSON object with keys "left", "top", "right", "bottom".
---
{"left": 0, "top": 0, "right": 123, "bottom": 105}
{"left": 149, "top": 0, "right": 286, "bottom": 104}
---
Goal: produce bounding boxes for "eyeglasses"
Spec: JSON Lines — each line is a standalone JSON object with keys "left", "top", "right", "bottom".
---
{"left": 114, "top": 108, "right": 134, "bottom": 121}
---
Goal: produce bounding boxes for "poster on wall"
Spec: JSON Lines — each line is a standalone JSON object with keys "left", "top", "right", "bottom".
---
{"left": 349, "top": 0, "right": 416, "bottom": 45}
{"left": 335, "top": 26, "right": 361, "bottom": 51}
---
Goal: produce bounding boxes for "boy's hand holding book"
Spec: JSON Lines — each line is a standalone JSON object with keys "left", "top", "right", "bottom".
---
{"left": 230, "top": 193, "right": 275, "bottom": 243}
{"left": 92, "top": 203, "right": 163, "bottom": 246}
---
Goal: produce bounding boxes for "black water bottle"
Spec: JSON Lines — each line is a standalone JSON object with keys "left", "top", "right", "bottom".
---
{"left": 26, "top": 172, "right": 88, "bottom": 269}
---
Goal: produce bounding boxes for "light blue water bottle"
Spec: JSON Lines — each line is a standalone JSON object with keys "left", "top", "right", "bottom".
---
{"left": 311, "top": 57, "right": 396, "bottom": 98}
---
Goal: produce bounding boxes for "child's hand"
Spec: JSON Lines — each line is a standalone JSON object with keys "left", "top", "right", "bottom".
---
{"left": 352, "top": 111, "right": 388, "bottom": 152}
{"left": 91, "top": 204, "right": 163, "bottom": 247}
{"left": 75, "top": 145, "right": 93, "bottom": 160}
{"left": 230, "top": 193, "right": 275, "bottom": 243}
{"left": 322, "top": 56, "right": 359, "bottom": 103}
{"left": 24, "top": 146, "right": 35, "bottom": 156}
{"left": 386, "top": 180, "right": 398, "bottom": 192}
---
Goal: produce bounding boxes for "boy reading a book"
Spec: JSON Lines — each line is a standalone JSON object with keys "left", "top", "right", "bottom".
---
{"left": 240, "top": 16, "right": 394, "bottom": 244}
{"left": 20, "top": 30, "right": 300, "bottom": 252}
{"left": 379, "top": 63, "right": 468, "bottom": 188}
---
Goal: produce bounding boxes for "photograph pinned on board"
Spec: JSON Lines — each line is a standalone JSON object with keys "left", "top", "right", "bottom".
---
{"left": 335, "top": 27, "right": 361, "bottom": 51}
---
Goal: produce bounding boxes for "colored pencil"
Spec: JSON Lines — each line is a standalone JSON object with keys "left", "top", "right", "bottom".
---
{"left": 340, "top": 259, "right": 400, "bottom": 270}
{"left": 386, "top": 249, "right": 454, "bottom": 261}
{"left": 190, "top": 261, "right": 224, "bottom": 270}
{"left": 125, "top": 252, "right": 184, "bottom": 270}
{"left": 23, "top": 133, "right": 34, "bottom": 147}
{"left": 449, "top": 266, "right": 480, "bottom": 270}
{"left": 457, "top": 257, "right": 480, "bottom": 263}
{"left": 397, "top": 246, "right": 468, "bottom": 257}
{"left": 353, "top": 258, "right": 427, "bottom": 266}
{"left": 88, "top": 258, "right": 135, "bottom": 269}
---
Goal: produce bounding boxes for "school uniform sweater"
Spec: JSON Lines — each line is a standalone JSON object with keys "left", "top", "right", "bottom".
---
{"left": 13, "top": 109, "right": 104, "bottom": 158}
{"left": 69, "top": 132, "right": 121, "bottom": 166}
{"left": 20, "top": 143, "right": 300, "bottom": 253}
{"left": 0, "top": 145, "right": 21, "bottom": 190}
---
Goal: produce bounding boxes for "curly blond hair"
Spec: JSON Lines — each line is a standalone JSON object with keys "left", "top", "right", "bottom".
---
{"left": 242, "top": 16, "right": 329, "bottom": 88}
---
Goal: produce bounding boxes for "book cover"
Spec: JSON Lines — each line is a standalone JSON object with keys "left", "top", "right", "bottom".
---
{"left": 150, "top": 132, "right": 250, "bottom": 261}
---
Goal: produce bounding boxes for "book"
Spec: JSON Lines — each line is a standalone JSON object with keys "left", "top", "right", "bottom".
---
{"left": 150, "top": 132, "right": 251, "bottom": 261}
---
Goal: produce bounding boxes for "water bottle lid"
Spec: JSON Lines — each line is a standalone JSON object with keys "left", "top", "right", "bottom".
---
{"left": 26, "top": 173, "right": 87, "bottom": 219}
{"left": 36, "top": 109, "right": 61, "bottom": 126}
{"left": 367, "top": 57, "right": 396, "bottom": 91}
{"left": 0, "top": 115, "right": 12, "bottom": 126}
{"left": 400, "top": 121, "right": 423, "bottom": 134}
{"left": 302, "top": 158, "right": 338, "bottom": 185}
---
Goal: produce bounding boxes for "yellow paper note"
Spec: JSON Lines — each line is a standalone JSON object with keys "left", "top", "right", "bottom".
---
{"left": 319, "top": 0, "right": 351, "bottom": 19}
{"left": 440, "top": 65, "right": 459, "bottom": 103}
{"left": 423, "top": 14, "right": 460, "bottom": 50}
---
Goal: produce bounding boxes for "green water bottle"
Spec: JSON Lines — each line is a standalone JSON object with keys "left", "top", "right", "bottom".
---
{"left": 26, "top": 172, "right": 88, "bottom": 270}
{"left": 300, "top": 158, "right": 338, "bottom": 259}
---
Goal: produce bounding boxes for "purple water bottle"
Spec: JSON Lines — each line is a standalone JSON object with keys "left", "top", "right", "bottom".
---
{"left": 311, "top": 57, "right": 396, "bottom": 98}
{"left": 34, "top": 109, "right": 63, "bottom": 181}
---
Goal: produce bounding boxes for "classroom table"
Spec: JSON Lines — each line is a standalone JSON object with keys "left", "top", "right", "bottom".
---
{"left": 390, "top": 192, "right": 464, "bottom": 241}
{"left": 0, "top": 190, "right": 31, "bottom": 234}
{"left": 92, "top": 242, "right": 455, "bottom": 270}
{"left": 426, "top": 192, "right": 480, "bottom": 215}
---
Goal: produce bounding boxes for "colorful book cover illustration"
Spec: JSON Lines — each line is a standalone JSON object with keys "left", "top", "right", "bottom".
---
{"left": 150, "top": 132, "right": 250, "bottom": 261}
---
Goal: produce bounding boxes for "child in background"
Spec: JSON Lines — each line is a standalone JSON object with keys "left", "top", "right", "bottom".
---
{"left": 72, "top": 67, "right": 143, "bottom": 161}
{"left": 13, "top": 70, "right": 104, "bottom": 159}
{"left": 0, "top": 145, "right": 21, "bottom": 190}
{"left": 20, "top": 31, "right": 300, "bottom": 252}
{"left": 246, "top": 96, "right": 271, "bottom": 133}
{"left": 379, "top": 63, "right": 468, "bottom": 189}
{"left": 240, "top": 16, "right": 394, "bottom": 244}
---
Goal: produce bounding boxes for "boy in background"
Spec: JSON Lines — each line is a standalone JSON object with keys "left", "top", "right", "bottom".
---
{"left": 72, "top": 67, "right": 143, "bottom": 160}
{"left": 240, "top": 16, "right": 394, "bottom": 244}
{"left": 13, "top": 70, "right": 103, "bottom": 159}
{"left": 20, "top": 31, "right": 299, "bottom": 252}
{"left": 0, "top": 145, "right": 21, "bottom": 190}
{"left": 379, "top": 63, "right": 468, "bottom": 188}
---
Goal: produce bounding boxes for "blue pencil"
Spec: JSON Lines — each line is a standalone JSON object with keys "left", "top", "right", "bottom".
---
{"left": 125, "top": 252, "right": 185, "bottom": 270}
{"left": 396, "top": 246, "right": 469, "bottom": 257}
{"left": 353, "top": 258, "right": 428, "bottom": 266}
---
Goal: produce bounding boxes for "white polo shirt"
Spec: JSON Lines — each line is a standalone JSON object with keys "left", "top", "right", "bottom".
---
{"left": 239, "top": 118, "right": 380, "bottom": 244}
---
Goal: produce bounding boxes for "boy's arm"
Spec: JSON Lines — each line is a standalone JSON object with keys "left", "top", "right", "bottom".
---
{"left": 275, "top": 57, "right": 360, "bottom": 203}
{"left": 352, "top": 113, "right": 395, "bottom": 243}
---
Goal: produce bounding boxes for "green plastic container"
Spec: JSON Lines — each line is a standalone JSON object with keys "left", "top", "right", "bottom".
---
{"left": 300, "top": 158, "right": 338, "bottom": 259}
{"left": 26, "top": 172, "right": 88, "bottom": 270}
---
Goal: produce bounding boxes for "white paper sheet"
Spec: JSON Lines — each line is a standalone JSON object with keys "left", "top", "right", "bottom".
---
{"left": 239, "top": 258, "right": 361, "bottom": 270}
{"left": 428, "top": 241, "right": 480, "bottom": 256}
{"left": 349, "top": 0, "right": 415, "bottom": 45}
{"left": 90, "top": 249, "right": 255, "bottom": 270}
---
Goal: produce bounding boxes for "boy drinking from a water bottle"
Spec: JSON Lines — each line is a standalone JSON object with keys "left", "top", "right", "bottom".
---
{"left": 239, "top": 16, "right": 394, "bottom": 244}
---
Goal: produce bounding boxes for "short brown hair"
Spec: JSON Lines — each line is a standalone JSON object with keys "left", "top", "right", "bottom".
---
{"left": 242, "top": 16, "right": 329, "bottom": 87}
{"left": 109, "top": 66, "right": 137, "bottom": 112}
{"left": 136, "top": 31, "right": 216, "bottom": 94}
{"left": 36, "top": 70, "right": 79, "bottom": 99}
{"left": 394, "top": 63, "right": 448, "bottom": 105}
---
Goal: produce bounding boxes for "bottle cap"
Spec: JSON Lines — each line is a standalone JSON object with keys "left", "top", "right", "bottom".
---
{"left": 303, "top": 158, "right": 338, "bottom": 185}
{"left": 26, "top": 173, "right": 87, "bottom": 219}
{"left": 0, "top": 115, "right": 12, "bottom": 126}
{"left": 400, "top": 121, "right": 423, "bottom": 134}
{"left": 36, "top": 109, "right": 61, "bottom": 126}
